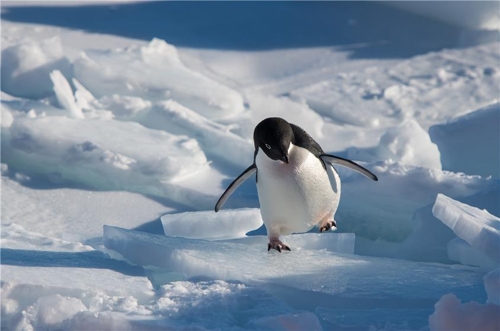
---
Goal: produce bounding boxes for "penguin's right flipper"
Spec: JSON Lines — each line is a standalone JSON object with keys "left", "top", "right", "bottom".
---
{"left": 320, "top": 154, "right": 378, "bottom": 181}
{"left": 215, "top": 164, "right": 257, "bottom": 212}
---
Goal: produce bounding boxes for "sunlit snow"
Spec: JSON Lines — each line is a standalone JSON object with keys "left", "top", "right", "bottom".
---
{"left": 1, "top": 1, "right": 499, "bottom": 330}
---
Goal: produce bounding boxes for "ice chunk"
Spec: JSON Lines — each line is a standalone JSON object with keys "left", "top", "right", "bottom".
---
{"left": 104, "top": 226, "right": 355, "bottom": 272}
{"left": 103, "top": 226, "right": 483, "bottom": 305}
{"left": 346, "top": 119, "right": 441, "bottom": 169}
{"left": 161, "top": 208, "right": 263, "bottom": 240}
{"left": 484, "top": 268, "right": 500, "bottom": 305}
{"left": 430, "top": 102, "right": 500, "bottom": 178}
{"left": 1, "top": 37, "right": 72, "bottom": 99}
{"left": 137, "top": 99, "right": 254, "bottom": 168}
{"left": 73, "top": 39, "right": 244, "bottom": 120}
{"left": 429, "top": 293, "right": 500, "bottom": 331}
{"left": 447, "top": 237, "right": 499, "bottom": 269}
{"left": 396, "top": 185, "right": 499, "bottom": 264}
{"left": 3, "top": 116, "right": 209, "bottom": 205}
{"left": 395, "top": 205, "right": 455, "bottom": 263}
{"left": 1, "top": 106, "right": 14, "bottom": 128}
{"left": 72, "top": 78, "right": 96, "bottom": 111}
{"left": 336, "top": 161, "right": 493, "bottom": 241}
{"left": 433, "top": 194, "right": 500, "bottom": 263}
{"left": 49, "top": 70, "right": 84, "bottom": 119}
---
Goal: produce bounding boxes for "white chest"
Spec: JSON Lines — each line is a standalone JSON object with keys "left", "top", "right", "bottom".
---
{"left": 255, "top": 144, "right": 340, "bottom": 237}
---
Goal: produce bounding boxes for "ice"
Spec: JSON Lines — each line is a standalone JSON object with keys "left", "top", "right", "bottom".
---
{"left": 346, "top": 119, "right": 441, "bottom": 169}
{"left": 429, "top": 102, "right": 500, "bottom": 178}
{"left": 73, "top": 39, "right": 245, "bottom": 120}
{"left": 429, "top": 293, "right": 500, "bottom": 331}
{"left": 103, "top": 226, "right": 483, "bottom": 301}
{"left": 244, "top": 92, "right": 325, "bottom": 140}
{"left": 291, "top": 42, "right": 500, "bottom": 132}
{"left": 49, "top": 70, "right": 84, "bottom": 119}
{"left": 1, "top": 174, "right": 172, "bottom": 243}
{"left": 396, "top": 185, "right": 499, "bottom": 264}
{"left": 447, "top": 237, "right": 499, "bottom": 270}
{"left": 161, "top": 208, "right": 263, "bottom": 240}
{"left": 335, "top": 161, "right": 494, "bottom": 241}
{"left": 1, "top": 106, "right": 14, "bottom": 128}
{"left": 395, "top": 205, "right": 456, "bottom": 263}
{"left": 1, "top": 36, "right": 72, "bottom": 99}
{"left": 102, "top": 225, "right": 487, "bottom": 330}
{"left": 3, "top": 115, "right": 210, "bottom": 205}
{"left": 103, "top": 225, "right": 355, "bottom": 271}
{"left": 433, "top": 194, "right": 500, "bottom": 266}
{"left": 72, "top": 78, "right": 97, "bottom": 111}
{"left": 2, "top": 2, "right": 499, "bottom": 329}
{"left": 484, "top": 268, "right": 500, "bottom": 305}
{"left": 134, "top": 99, "right": 254, "bottom": 168}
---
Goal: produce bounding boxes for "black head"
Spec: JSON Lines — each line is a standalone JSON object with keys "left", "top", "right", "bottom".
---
{"left": 253, "top": 117, "right": 294, "bottom": 163}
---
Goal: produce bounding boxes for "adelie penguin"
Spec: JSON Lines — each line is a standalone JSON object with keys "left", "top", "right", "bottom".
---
{"left": 215, "top": 117, "right": 378, "bottom": 252}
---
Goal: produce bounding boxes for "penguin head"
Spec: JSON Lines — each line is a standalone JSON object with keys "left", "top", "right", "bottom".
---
{"left": 253, "top": 117, "right": 293, "bottom": 164}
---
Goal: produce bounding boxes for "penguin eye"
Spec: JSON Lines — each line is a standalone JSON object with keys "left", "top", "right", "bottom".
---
{"left": 265, "top": 143, "right": 272, "bottom": 150}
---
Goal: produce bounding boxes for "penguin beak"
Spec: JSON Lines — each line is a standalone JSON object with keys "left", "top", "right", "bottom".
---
{"left": 281, "top": 153, "right": 289, "bottom": 164}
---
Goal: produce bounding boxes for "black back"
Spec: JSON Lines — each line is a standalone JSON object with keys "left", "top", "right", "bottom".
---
{"left": 290, "top": 123, "right": 324, "bottom": 157}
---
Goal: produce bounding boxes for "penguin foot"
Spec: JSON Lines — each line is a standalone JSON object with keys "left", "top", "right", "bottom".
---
{"left": 267, "top": 239, "right": 291, "bottom": 253}
{"left": 319, "top": 220, "right": 337, "bottom": 233}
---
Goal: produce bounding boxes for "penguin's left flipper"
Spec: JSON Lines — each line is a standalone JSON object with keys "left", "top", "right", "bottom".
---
{"left": 319, "top": 154, "right": 378, "bottom": 181}
{"left": 215, "top": 164, "right": 257, "bottom": 212}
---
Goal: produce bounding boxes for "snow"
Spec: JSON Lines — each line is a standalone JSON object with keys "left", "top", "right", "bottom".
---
{"left": 1, "top": 1, "right": 499, "bottom": 330}
{"left": 1, "top": 36, "right": 72, "bottom": 99}
{"left": 430, "top": 101, "right": 500, "bottom": 178}
{"left": 73, "top": 38, "right": 245, "bottom": 120}
{"left": 345, "top": 119, "right": 442, "bottom": 169}
{"left": 429, "top": 293, "right": 500, "bottom": 331}
{"left": 386, "top": 1, "right": 500, "bottom": 31}
{"left": 3, "top": 115, "right": 210, "bottom": 207}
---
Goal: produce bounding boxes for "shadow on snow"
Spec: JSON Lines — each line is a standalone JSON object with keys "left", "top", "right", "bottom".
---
{"left": 1, "top": 1, "right": 489, "bottom": 58}
{"left": 1, "top": 248, "right": 145, "bottom": 277}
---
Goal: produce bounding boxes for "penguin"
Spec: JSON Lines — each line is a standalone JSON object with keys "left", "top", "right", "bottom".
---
{"left": 215, "top": 117, "right": 378, "bottom": 252}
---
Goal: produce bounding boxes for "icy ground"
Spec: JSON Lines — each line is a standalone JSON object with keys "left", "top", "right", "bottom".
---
{"left": 1, "top": 1, "right": 500, "bottom": 330}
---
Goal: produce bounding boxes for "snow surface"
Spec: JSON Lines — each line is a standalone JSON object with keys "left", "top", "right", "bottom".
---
{"left": 1, "top": 1, "right": 499, "bottom": 330}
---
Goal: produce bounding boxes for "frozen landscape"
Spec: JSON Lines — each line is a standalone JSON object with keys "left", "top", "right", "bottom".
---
{"left": 1, "top": 1, "right": 499, "bottom": 330}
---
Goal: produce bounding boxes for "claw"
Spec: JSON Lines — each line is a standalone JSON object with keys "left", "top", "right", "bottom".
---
{"left": 320, "top": 220, "right": 337, "bottom": 233}
{"left": 267, "top": 239, "right": 291, "bottom": 253}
